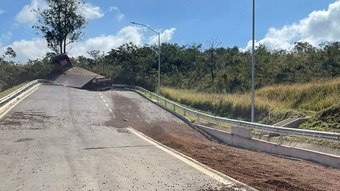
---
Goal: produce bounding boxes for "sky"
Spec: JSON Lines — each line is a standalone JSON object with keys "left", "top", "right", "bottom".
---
{"left": 0, "top": 0, "right": 339, "bottom": 63}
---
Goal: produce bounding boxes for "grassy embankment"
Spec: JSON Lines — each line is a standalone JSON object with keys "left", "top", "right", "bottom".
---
{"left": 160, "top": 77, "right": 340, "bottom": 133}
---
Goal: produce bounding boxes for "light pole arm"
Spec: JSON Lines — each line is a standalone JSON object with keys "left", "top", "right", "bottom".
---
{"left": 130, "top": 22, "right": 159, "bottom": 35}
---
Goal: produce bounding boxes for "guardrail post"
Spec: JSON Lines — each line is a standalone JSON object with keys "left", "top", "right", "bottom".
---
{"left": 165, "top": 100, "right": 167, "bottom": 107}
{"left": 183, "top": 109, "right": 186, "bottom": 117}
{"left": 173, "top": 103, "right": 176, "bottom": 111}
{"left": 279, "top": 134, "right": 283, "bottom": 144}
{"left": 157, "top": 96, "right": 159, "bottom": 102}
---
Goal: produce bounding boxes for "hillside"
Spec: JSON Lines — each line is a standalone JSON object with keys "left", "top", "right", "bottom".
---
{"left": 160, "top": 77, "right": 340, "bottom": 132}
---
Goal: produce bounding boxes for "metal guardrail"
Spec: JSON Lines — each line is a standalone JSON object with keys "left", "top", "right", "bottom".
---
{"left": 113, "top": 84, "right": 340, "bottom": 142}
{"left": 0, "top": 80, "right": 39, "bottom": 106}
{"left": 0, "top": 79, "right": 58, "bottom": 106}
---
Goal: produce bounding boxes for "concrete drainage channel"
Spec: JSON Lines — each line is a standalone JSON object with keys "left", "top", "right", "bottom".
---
{"left": 129, "top": 86, "right": 340, "bottom": 169}
{"left": 195, "top": 124, "right": 340, "bottom": 169}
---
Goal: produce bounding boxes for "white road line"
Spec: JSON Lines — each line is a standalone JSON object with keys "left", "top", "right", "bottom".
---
{"left": 108, "top": 109, "right": 113, "bottom": 113}
{"left": 0, "top": 85, "right": 40, "bottom": 119}
{"left": 102, "top": 99, "right": 107, "bottom": 103}
{"left": 105, "top": 103, "right": 109, "bottom": 107}
{"left": 128, "top": 128, "right": 256, "bottom": 191}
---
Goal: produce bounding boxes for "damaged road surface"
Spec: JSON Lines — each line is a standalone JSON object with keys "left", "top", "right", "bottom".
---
{"left": 0, "top": 85, "right": 233, "bottom": 191}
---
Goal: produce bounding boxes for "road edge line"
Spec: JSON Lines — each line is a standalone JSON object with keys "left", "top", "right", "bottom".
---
{"left": 128, "top": 127, "right": 258, "bottom": 191}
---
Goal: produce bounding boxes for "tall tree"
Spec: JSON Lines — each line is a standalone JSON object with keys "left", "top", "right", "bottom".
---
{"left": 4, "top": 47, "right": 16, "bottom": 62}
{"left": 205, "top": 39, "right": 221, "bottom": 84}
{"left": 33, "top": 0, "right": 86, "bottom": 54}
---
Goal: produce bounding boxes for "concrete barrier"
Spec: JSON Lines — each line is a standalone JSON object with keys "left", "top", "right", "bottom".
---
{"left": 196, "top": 125, "right": 340, "bottom": 169}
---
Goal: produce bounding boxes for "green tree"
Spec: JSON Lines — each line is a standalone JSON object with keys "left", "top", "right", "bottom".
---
{"left": 4, "top": 47, "right": 16, "bottom": 62}
{"left": 205, "top": 39, "right": 221, "bottom": 84}
{"left": 33, "top": 0, "right": 86, "bottom": 54}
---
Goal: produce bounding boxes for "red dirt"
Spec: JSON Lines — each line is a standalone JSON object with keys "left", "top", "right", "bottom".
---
{"left": 108, "top": 93, "right": 340, "bottom": 191}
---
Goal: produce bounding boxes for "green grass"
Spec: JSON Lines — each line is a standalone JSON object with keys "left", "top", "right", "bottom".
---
{"left": 0, "top": 82, "right": 28, "bottom": 99}
{"left": 160, "top": 77, "right": 340, "bottom": 132}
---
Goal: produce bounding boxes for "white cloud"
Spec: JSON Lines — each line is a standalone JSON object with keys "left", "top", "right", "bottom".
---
{"left": 109, "top": 6, "right": 125, "bottom": 22}
{"left": 15, "top": 0, "right": 45, "bottom": 25}
{"left": 69, "top": 26, "right": 142, "bottom": 57}
{"left": 0, "top": 38, "right": 48, "bottom": 63}
{"left": 70, "top": 26, "right": 176, "bottom": 57}
{"left": 0, "top": 26, "right": 143, "bottom": 62}
{"left": 80, "top": 2, "right": 104, "bottom": 20}
{"left": 15, "top": 0, "right": 103, "bottom": 25}
{"left": 245, "top": 0, "right": 340, "bottom": 50}
{"left": 0, "top": 25, "right": 176, "bottom": 63}
{"left": 0, "top": 9, "right": 5, "bottom": 16}
{"left": 149, "top": 28, "right": 176, "bottom": 45}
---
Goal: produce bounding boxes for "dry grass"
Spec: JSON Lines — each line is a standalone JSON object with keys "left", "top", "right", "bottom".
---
{"left": 160, "top": 77, "right": 340, "bottom": 123}
{"left": 257, "top": 77, "right": 340, "bottom": 112}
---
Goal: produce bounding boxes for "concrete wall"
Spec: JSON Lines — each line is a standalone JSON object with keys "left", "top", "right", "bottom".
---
{"left": 274, "top": 117, "right": 309, "bottom": 128}
{"left": 284, "top": 118, "right": 309, "bottom": 128}
{"left": 196, "top": 125, "right": 340, "bottom": 169}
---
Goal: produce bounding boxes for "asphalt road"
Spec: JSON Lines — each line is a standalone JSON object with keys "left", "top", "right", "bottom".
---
{"left": 0, "top": 85, "right": 226, "bottom": 191}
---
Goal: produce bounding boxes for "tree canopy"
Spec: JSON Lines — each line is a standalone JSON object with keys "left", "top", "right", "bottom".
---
{"left": 33, "top": 0, "right": 86, "bottom": 54}
{"left": 4, "top": 47, "right": 16, "bottom": 62}
{"left": 70, "top": 41, "right": 340, "bottom": 93}
{"left": 1, "top": 41, "right": 340, "bottom": 95}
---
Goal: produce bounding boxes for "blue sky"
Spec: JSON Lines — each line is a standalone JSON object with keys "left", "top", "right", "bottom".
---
{"left": 0, "top": 0, "right": 339, "bottom": 62}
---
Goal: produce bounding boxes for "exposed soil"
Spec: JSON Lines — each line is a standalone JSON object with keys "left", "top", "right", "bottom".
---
{"left": 107, "top": 91, "right": 340, "bottom": 191}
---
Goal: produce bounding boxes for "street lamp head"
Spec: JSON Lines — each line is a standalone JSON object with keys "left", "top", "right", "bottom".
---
{"left": 130, "top": 21, "right": 144, "bottom": 27}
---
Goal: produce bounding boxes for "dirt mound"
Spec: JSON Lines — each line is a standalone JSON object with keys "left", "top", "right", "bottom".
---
{"left": 109, "top": 91, "right": 340, "bottom": 191}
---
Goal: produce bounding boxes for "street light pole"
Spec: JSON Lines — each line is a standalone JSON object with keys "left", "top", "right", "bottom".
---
{"left": 130, "top": 22, "right": 161, "bottom": 94}
{"left": 251, "top": 0, "right": 256, "bottom": 122}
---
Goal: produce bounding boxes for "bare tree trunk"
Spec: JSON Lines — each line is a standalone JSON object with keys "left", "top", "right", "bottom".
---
{"left": 59, "top": 42, "right": 63, "bottom": 54}
{"left": 63, "top": 38, "right": 67, "bottom": 54}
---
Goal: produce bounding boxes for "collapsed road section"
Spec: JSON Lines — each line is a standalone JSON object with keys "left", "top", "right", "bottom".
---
{"left": 52, "top": 54, "right": 111, "bottom": 90}
{"left": 54, "top": 66, "right": 103, "bottom": 89}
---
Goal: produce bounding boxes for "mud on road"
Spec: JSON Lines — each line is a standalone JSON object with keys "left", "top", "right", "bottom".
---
{"left": 107, "top": 90, "right": 340, "bottom": 191}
